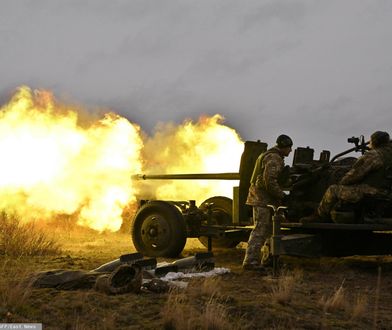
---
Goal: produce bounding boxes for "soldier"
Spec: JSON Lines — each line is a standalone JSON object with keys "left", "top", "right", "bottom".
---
{"left": 242, "top": 134, "right": 293, "bottom": 271}
{"left": 302, "top": 131, "right": 392, "bottom": 223}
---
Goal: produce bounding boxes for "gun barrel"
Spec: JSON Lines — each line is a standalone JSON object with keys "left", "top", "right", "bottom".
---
{"left": 330, "top": 140, "right": 370, "bottom": 163}
{"left": 132, "top": 172, "right": 240, "bottom": 180}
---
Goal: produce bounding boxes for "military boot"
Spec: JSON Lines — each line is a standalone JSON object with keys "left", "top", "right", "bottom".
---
{"left": 242, "top": 263, "right": 268, "bottom": 274}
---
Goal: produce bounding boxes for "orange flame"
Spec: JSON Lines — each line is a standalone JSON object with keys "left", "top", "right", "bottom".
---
{"left": 0, "top": 86, "right": 143, "bottom": 231}
{"left": 142, "top": 114, "right": 244, "bottom": 203}
{"left": 0, "top": 87, "right": 244, "bottom": 231}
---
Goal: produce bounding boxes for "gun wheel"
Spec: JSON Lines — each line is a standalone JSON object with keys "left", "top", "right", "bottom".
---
{"left": 198, "top": 196, "right": 241, "bottom": 249}
{"left": 131, "top": 201, "right": 187, "bottom": 257}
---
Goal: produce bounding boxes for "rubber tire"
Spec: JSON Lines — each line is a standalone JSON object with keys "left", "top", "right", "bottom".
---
{"left": 131, "top": 201, "right": 187, "bottom": 257}
{"left": 198, "top": 196, "right": 241, "bottom": 248}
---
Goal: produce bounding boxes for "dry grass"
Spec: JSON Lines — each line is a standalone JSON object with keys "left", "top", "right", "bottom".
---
{"left": 0, "top": 211, "right": 61, "bottom": 256}
{"left": 101, "top": 313, "right": 116, "bottom": 330}
{"left": 70, "top": 293, "right": 116, "bottom": 330}
{"left": 270, "top": 276, "right": 295, "bottom": 305}
{"left": 0, "top": 211, "right": 62, "bottom": 319}
{"left": 201, "top": 297, "right": 231, "bottom": 330}
{"left": 351, "top": 294, "right": 368, "bottom": 320}
{"left": 161, "top": 291, "right": 197, "bottom": 330}
{"left": 318, "top": 279, "right": 371, "bottom": 324}
{"left": 161, "top": 277, "right": 242, "bottom": 330}
{"left": 319, "top": 281, "right": 348, "bottom": 313}
{"left": 0, "top": 258, "right": 34, "bottom": 316}
{"left": 201, "top": 277, "right": 222, "bottom": 297}
{"left": 270, "top": 269, "right": 302, "bottom": 305}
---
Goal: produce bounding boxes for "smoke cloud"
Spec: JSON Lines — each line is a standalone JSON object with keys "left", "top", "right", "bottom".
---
{"left": 1, "top": 0, "right": 391, "bottom": 156}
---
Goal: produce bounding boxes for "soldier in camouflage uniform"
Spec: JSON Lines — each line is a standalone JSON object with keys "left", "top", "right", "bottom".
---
{"left": 305, "top": 131, "right": 392, "bottom": 222}
{"left": 242, "top": 134, "right": 293, "bottom": 271}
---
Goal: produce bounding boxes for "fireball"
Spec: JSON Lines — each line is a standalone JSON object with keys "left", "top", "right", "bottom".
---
{"left": 0, "top": 86, "right": 143, "bottom": 231}
{"left": 0, "top": 86, "right": 244, "bottom": 231}
{"left": 142, "top": 114, "right": 244, "bottom": 204}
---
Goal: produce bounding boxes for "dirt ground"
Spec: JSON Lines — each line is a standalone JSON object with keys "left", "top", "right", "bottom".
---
{"left": 2, "top": 229, "right": 392, "bottom": 329}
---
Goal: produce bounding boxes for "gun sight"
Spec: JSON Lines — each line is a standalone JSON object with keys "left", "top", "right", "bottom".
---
{"left": 347, "top": 136, "right": 360, "bottom": 145}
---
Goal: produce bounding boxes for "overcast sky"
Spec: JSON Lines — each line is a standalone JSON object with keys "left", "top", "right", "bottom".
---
{"left": 1, "top": 0, "right": 391, "bottom": 157}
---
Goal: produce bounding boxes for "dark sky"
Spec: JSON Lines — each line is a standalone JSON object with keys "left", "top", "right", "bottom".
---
{"left": 1, "top": 0, "right": 392, "bottom": 156}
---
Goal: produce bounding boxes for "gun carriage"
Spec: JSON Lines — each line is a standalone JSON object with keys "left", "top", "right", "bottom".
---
{"left": 130, "top": 137, "right": 392, "bottom": 259}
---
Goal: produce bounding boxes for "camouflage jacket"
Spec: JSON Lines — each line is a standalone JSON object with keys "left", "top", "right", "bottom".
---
{"left": 246, "top": 147, "right": 285, "bottom": 207}
{"left": 340, "top": 143, "right": 392, "bottom": 189}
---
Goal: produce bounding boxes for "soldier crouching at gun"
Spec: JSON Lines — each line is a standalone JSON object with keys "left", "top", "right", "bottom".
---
{"left": 242, "top": 134, "right": 293, "bottom": 272}
{"left": 301, "top": 131, "right": 392, "bottom": 223}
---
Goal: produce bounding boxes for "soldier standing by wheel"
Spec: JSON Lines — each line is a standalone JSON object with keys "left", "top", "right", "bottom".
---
{"left": 242, "top": 134, "right": 293, "bottom": 271}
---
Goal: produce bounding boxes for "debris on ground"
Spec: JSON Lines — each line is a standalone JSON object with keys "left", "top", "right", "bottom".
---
{"left": 30, "top": 252, "right": 229, "bottom": 294}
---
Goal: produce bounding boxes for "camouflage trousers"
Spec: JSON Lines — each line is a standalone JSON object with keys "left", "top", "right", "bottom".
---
{"left": 318, "top": 184, "right": 380, "bottom": 218}
{"left": 243, "top": 206, "right": 272, "bottom": 267}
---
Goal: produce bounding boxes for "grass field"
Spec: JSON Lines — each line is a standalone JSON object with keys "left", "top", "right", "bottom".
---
{"left": 1, "top": 215, "right": 392, "bottom": 329}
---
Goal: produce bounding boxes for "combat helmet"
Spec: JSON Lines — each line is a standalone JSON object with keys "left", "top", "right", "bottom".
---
{"left": 370, "top": 131, "right": 390, "bottom": 148}
{"left": 276, "top": 134, "right": 293, "bottom": 148}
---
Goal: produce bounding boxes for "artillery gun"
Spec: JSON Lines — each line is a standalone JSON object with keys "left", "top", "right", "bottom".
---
{"left": 131, "top": 137, "right": 392, "bottom": 258}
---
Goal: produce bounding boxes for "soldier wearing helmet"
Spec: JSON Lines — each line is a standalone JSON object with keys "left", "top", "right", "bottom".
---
{"left": 302, "top": 131, "right": 392, "bottom": 223}
{"left": 242, "top": 134, "right": 293, "bottom": 271}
